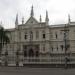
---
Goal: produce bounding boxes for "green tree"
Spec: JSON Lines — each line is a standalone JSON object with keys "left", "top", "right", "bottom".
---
{"left": 0, "top": 27, "right": 10, "bottom": 56}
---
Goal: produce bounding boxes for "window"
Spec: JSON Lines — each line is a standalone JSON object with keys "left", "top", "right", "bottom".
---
{"left": 43, "top": 34, "right": 45, "bottom": 39}
{"left": 61, "top": 45, "right": 63, "bottom": 51}
{"left": 51, "top": 47, "right": 53, "bottom": 52}
{"left": 42, "top": 30, "right": 46, "bottom": 39}
{"left": 30, "top": 31, "right": 33, "bottom": 40}
{"left": 57, "top": 46, "right": 58, "bottom": 51}
{"left": 55, "top": 32, "right": 57, "bottom": 39}
{"left": 24, "top": 32, "right": 27, "bottom": 40}
{"left": 36, "top": 31, "right": 39, "bottom": 39}
{"left": 25, "top": 35, "right": 27, "bottom": 39}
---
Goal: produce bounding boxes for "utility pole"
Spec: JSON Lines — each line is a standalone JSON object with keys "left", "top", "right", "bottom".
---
{"left": 61, "top": 24, "right": 69, "bottom": 69}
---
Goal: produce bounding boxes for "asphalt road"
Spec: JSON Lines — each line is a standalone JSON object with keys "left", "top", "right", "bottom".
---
{"left": 0, "top": 67, "right": 75, "bottom": 75}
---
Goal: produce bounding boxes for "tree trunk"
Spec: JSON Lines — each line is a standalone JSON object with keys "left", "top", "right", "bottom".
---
{"left": 0, "top": 43, "right": 2, "bottom": 56}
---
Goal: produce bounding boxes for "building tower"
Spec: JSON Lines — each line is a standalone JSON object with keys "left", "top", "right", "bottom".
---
{"left": 30, "top": 5, "right": 34, "bottom": 17}
{"left": 40, "top": 15, "right": 42, "bottom": 23}
{"left": 22, "top": 17, "right": 24, "bottom": 24}
{"left": 45, "top": 11, "right": 49, "bottom": 25}
{"left": 0, "top": 21, "right": 3, "bottom": 29}
{"left": 15, "top": 14, "right": 18, "bottom": 28}
{"left": 68, "top": 14, "right": 71, "bottom": 25}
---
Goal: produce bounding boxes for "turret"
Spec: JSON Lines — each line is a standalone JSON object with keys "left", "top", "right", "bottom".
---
{"left": 0, "top": 21, "right": 3, "bottom": 29}
{"left": 45, "top": 11, "right": 49, "bottom": 25}
{"left": 30, "top": 5, "right": 34, "bottom": 17}
{"left": 22, "top": 17, "right": 24, "bottom": 24}
{"left": 15, "top": 14, "right": 18, "bottom": 28}
{"left": 39, "top": 15, "right": 42, "bottom": 23}
{"left": 68, "top": 14, "right": 71, "bottom": 24}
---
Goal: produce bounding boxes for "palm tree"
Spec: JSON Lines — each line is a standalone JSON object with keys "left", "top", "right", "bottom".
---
{"left": 0, "top": 27, "right": 10, "bottom": 56}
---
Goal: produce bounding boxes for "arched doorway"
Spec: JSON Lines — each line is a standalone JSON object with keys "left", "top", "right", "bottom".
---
{"left": 29, "top": 48, "right": 34, "bottom": 57}
{"left": 36, "top": 51, "right": 39, "bottom": 57}
{"left": 24, "top": 50, "right": 27, "bottom": 57}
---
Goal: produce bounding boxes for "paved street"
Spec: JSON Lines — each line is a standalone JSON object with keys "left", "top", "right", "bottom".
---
{"left": 0, "top": 67, "right": 75, "bottom": 75}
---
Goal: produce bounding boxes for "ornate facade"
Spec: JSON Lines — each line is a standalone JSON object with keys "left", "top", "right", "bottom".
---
{"left": 1, "top": 6, "right": 75, "bottom": 66}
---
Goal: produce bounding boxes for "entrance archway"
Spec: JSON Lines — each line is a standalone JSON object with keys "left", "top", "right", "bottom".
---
{"left": 29, "top": 48, "right": 34, "bottom": 57}
{"left": 24, "top": 50, "right": 27, "bottom": 57}
{"left": 36, "top": 51, "right": 39, "bottom": 57}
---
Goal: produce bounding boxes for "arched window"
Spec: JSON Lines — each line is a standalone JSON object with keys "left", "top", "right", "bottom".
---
{"left": 43, "top": 34, "right": 45, "bottom": 39}
{"left": 55, "top": 32, "right": 58, "bottom": 39}
{"left": 61, "top": 45, "right": 63, "bottom": 51}
{"left": 24, "top": 32, "right": 27, "bottom": 40}
{"left": 42, "top": 30, "right": 46, "bottom": 39}
{"left": 30, "top": 31, "right": 33, "bottom": 40}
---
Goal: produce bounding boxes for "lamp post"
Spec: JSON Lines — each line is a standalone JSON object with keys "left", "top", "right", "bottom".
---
{"left": 5, "top": 39, "right": 8, "bottom": 66}
{"left": 16, "top": 50, "right": 19, "bottom": 67}
{"left": 61, "top": 24, "right": 69, "bottom": 69}
{"left": 5, "top": 50, "right": 8, "bottom": 66}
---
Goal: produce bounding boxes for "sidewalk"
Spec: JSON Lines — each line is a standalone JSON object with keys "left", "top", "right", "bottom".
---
{"left": 0, "top": 67, "right": 75, "bottom": 75}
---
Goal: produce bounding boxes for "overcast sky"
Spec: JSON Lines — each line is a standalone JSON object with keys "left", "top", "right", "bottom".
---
{"left": 0, "top": 0, "right": 75, "bottom": 29}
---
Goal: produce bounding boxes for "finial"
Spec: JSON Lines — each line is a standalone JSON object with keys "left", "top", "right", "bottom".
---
{"left": 0, "top": 21, "right": 2, "bottom": 28}
{"left": 68, "top": 14, "right": 71, "bottom": 24}
{"left": 31, "top": 5, "right": 34, "bottom": 17}
{"left": 15, "top": 13, "right": 18, "bottom": 25}
{"left": 22, "top": 17, "right": 24, "bottom": 24}
{"left": 0, "top": 21, "right": 2, "bottom": 26}
{"left": 45, "top": 10, "right": 49, "bottom": 25}
{"left": 40, "top": 15, "right": 42, "bottom": 22}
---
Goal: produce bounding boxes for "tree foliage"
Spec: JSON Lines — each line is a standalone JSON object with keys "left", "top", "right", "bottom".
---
{"left": 0, "top": 27, "right": 10, "bottom": 55}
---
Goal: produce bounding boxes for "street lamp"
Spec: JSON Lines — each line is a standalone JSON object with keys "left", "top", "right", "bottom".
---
{"left": 5, "top": 50, "right": 8, "bottom": 66}
{"left": 16, "top": 50, "right": 19, "bottom": 67}
{"left": 61, "top": 24, "right": 69, "bottom": 69}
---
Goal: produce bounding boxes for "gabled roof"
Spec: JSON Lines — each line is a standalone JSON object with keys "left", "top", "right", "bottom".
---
{"left": 25, "top": 16, "right": 38, "bottom": 25}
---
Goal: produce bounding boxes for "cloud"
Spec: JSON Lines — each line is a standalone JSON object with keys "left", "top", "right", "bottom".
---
{"left": 0, "top": 0, "right": 75, "bottom": 28}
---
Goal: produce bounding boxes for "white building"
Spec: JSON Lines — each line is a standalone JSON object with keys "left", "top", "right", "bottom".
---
{"left": 1, "top": 6, "right": 75, "bottom": 66}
